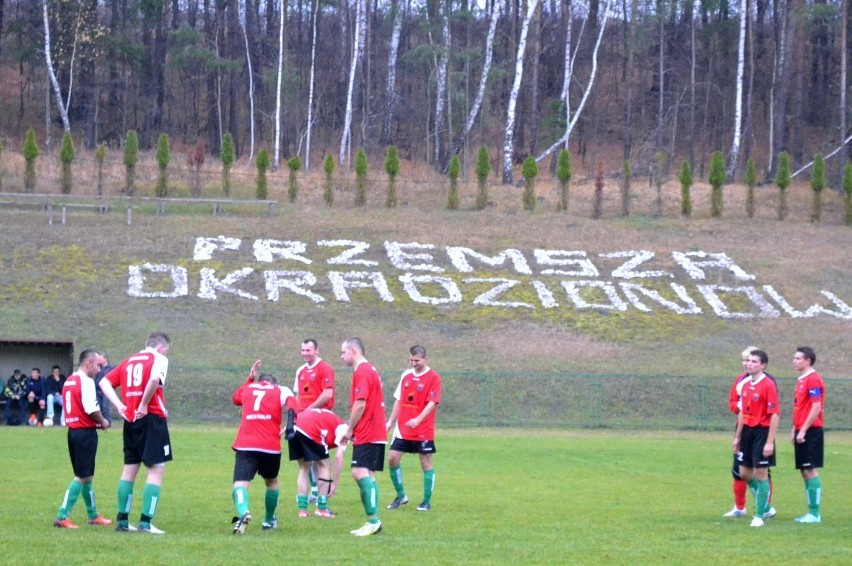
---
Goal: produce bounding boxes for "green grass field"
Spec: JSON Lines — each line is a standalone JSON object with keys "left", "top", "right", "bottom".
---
{"left": 2, "top": 425, "right": 850, "bottom": 565}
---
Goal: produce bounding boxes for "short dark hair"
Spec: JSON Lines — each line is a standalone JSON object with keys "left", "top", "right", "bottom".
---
{"left": 257, "top": 373, "right": 277, "bottom": 385}
{"left": 410, "top": 345, "right": 427, "bottom": 357}
{"left": 32, "top": 367, "right": 41, "bottom": 374}
{"left": 52, "top": 365, "right": 61, "bottom": 371}
{"left": 343, "top": 337, "right": 366, "bottom": 355}
{"left": 302, "top": 338, "right": 319, "bottom": 349}
{"left": 78, "top": 349, "right": 100, "bottom": 365}
{"left": 796, "top": 346, "right": 816, "bottom": 366}
{"left": 147, "top": 331, "right": 171, "bottom": 349}
{"left": 750, "top": 349, "right": 769, "bottom": 366}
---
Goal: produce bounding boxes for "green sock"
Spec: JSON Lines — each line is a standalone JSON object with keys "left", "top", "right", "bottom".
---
{"left": 264, "top": 489, "right": 279, "bottom": 523}
{"left": 81, "top": 481, "right": 98, "bottom": 519}
{"left": 755, "top": 479, "right": 770, "bottom": 518}
{"left": 423, "top": 469, "right": 435, "bottom": 504}
{"left": 117, "top": 479, "right": 134, "bottom": 521}
{"left": 805, "top": 476, "right": 822, "bottom": 516}
{"left": 317, "top": 495, "right": 328, "bottom": 511}
{"left": 357, "top": 477, "right": 377, "bottom": 518}
{"left": 141, "top": 483, "right": 161, "bottom": 521}
{"left": 58, "top": 479, "right": 83, "bottom": 519}
{"left": 297, "top": 494, "right": 309, "bottom": 511}
{"left": 309, "top": 467, "right": 318, "bottom": 497}
{"left": 232, "top": 486, "right": 249, "bottom": 517}
{"left": 389, "top": 465, "right": 405, "bottom": 498}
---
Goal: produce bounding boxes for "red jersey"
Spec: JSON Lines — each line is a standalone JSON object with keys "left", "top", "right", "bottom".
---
{"left": 740, "top": 374, "right": 780, "bottom": 427}
{"left": 232, "top": 378, "right": 295, "bottom": 453}
{"left": 350, "top": 360, "right": 386, "bottom": 445}
{"left": 294, "top": 358, "right": 335, "bottom": 412}
{"left": 63, "top": 371, "right": 101, "bottom": 429}
{"left": 728, "top": 373, "right": 750, "bottom": 414}
{"left": 393, "top": 367, "right": 442, "bottom": 441}
{"left": 294, "top": 408, "right": 346, "bottom": 451}
{"left": 105, "top": 348, "right": 169, "bottom": 420}
{"left": 793, "top": 369, "right": 825, "bottom": 429}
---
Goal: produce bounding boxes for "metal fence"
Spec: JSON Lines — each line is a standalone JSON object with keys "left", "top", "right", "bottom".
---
{"left": 168, "top": 367, "right": 851, "bottom": 431}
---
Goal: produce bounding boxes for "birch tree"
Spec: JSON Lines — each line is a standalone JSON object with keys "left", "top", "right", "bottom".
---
{"left": 305, "top": 0, "right": 320, "bottom": 169}
{"left": 274, "top": 0, "right": 285, "bottom": 170}
{"left": 241, "top": 3, "right": 256, "bottom": 162}
{"left": 434, "top": 2, "right": 450, "bottom": 168}
{"left": 442, "top": 0, "right": 503, "bottom": 172}
{"left": 43, "top": 0, "right": 75, "bottom": 134}
{"left": 727, "top": 0, "right": 747, "bottom": 180}
{"left": 340, "top": 0, "right": 366, "bottom": 166}
{"left": 381, "top": 0, "right": 405, "bottom": 145}
{"left": 536, "top": 0, "right": 611, "bottom": 163}
{"left": 503, "top": 0, "right": 540, "bottom": 184}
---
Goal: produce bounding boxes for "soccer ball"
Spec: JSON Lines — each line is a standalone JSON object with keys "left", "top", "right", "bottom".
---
{"left": 43, "top": 418, "right": 54, "bottom": 427}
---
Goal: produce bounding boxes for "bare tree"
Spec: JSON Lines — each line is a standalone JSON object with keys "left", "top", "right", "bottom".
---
{"left": 340, "top": 0, "right": 366, "bottom": 166}
{"left": 241, "top": 2, "right": 256, "bottom": 162}
{"left": 502, "top": 0, "right": 539, "bottom": 184}
{"left": 42, "top": 0, "right": 74, "bottom": 133}
{"left": 305, "top": 0, "right": 320, "bottom": 169}
{"left": 381, "top": 0, "right": 405, "bottom": 145}
{"left": 274, "top": 0, "right": 285, "bottom": 169}
{"left": 727, "top": 0, "right": 747, "bottom": 180}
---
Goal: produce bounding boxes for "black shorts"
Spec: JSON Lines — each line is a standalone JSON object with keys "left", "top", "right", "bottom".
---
{"left": 233, "top": 450, "right": 281, "bottom": 482}
{"left": 351, "top": 443, "right": 385, "bottom": 472}
{"left": 390, "top": 437, "right": 437, "bottom": 454}
{"left": 123, "top": 415, "right": 173, "bottom": 467}
{"left": 740, "top": 425, "right": 776, "bottom": 468}
{"left": 288, "top": 432, "right": 331, "bottom": 462}
{"left": 794, "top": 427, "right": 824, "bottom": 470}
{"left": 68, "top": 428, "right": 98, "bottom": 478}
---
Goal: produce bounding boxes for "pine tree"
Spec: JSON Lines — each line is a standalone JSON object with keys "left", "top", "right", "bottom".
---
{"left": 355, "top": 148, "right": 368, "bottom": 206}
{"left": 95, "top": 144, "right": 106, "bottom": 196}
{"left": 744, "top": 158, "right": 757, "bottom": 218}
{"left": 447, "top": 155, "right": 460, "bottom": 210}
{"left": 621, "top": 160, "right": 632, "bottom": 217}
{"left": 775, "top": 151, "right": 791, "bottom": 220}
{"left": 156, "top": 133, "right": 170, "bottom": 198}
{"left": 256, "top": 149, "right": 270, "bottom": 200}
{"left": 708, "top": 151, "right": 726, "bottom": 218}
{"left": 384, "top": 146, "right": 399, "bottom": 208}
{"left": 522, "top": 156, "right": 537, "bottom": 211}
{"left": 475, "top": 146, "right": 490, "bottom": 210}
{"left": 678, "top": 160, "right": 693, "bottom": 217}
{"left": 123, "top": 130, "right": 139, "bottom": 195}
{"left": 323, "top": 154, "right": 335, "bottom": 207}
{"left": 556, "top": 150, "right": 571, "bottom": 212}
{"left": 287, "top": 156, "right": 301, "bottom": 203}
{"left": 810, "top": 152, "right": 825, "bottom": 222}
{"left": 221, "top": 133, "right": 235, "bottom": 197}
{"left": 22, "top": 128, "right": 40, "bottom": 193}
{"left": 844, "top": 161, "right": 852, "bottom": 226}
{"left": 59, "top": 132, "right": 75, "bottom": 195}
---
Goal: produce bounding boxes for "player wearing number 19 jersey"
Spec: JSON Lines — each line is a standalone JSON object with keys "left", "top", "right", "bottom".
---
{"left": 99, "top": 331, "right": 172, "bottom": 534}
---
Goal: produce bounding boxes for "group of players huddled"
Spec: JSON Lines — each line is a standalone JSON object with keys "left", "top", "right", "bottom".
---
{"left": 725, "top": 346, "right": 825, "bottom": 527}
{"left": 52, "top": 331, "right": 441, "bottom": 538}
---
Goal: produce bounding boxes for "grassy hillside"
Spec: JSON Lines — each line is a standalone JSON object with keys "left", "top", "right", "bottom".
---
{"left": 1, "top": 175, "right": 850, "bottom": 422}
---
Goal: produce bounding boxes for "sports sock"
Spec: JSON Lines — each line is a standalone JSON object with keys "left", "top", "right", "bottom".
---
{"left": 357, "top": 477, "right": 377, "bottom": 517}
{"left": 733, "top": 479, "right": 747, "bottom": 510}
{"left": 423, "top": 469, "right": 435, "bottom": 504}
{"left": 805, "top": 476, "right": 821, "bottom": 516}
{"left": 297, "top": 494, "right": 309, "bottom": 511}
{"left": 81, "top": 481, "right": 98, "bottom": 519}
{"left": 317, "top": 495, "right": 328, "bottom": 511}
{"left": 389, "top": 465, "right": 405, "bottom": 498}
{"left": 117, "top": 479, "right": 134, "bottom": 522}
{"left": 58, "top": 479, "right": 82, "bottom": 519}
{"left": 309, "top": 466, "right": 318, "bottom": 498}
{"left": 141, "top": 483, "right": 161, "bottom": 522}
{"left": 232, "top": 486, "right": 249, "bottom": 518}
{"left": 755, "top": 479, "right": 770, "bottom": 518}
{"left": 264, "top": 489, "right": 279, "bottom": 523}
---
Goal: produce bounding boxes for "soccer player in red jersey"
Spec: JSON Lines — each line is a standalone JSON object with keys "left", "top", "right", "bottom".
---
{"left": 98, "top": 331, "right": 172, "bottom": 534}
{"left": 791, "top": 346, "right": 825, "bottom": 524}
{"left": 386, "top": 345, "right": 442, "bottom": 512}
{"left": 293, "top": 338, "right": 335, "bottom": 502}
{"left": 340, "top": 337, "right": 387, "bottom": 537}
{"left": 288, "top": 407, "right": 349, "bottom": 518}
{"left": 732, "top": 349, "right": 780, "bottom": 528}
{"left": 53, "top": 349, "right": 113, "bottom": 529}
{"left": 231, "top": 359, "right": 296, "bottom": 534}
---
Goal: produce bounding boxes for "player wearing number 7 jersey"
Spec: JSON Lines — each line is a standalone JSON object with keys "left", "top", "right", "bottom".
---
{"left": 98, "top": 331, "right": 172, "bottom": 534}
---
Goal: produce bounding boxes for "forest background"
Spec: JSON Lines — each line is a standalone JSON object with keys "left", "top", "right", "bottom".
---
{"left": 0, "top": 0, "right": 850, "bottom": 186}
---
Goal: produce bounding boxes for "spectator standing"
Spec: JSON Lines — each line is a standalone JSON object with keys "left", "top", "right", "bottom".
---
{"left": 25, "top": 368, "right": 46, "bottom": 426}
{"left": 230, "top": 360, "right": 296, "bottom": 534}
{"left": 289, "top": 408, "right": 349, "bottom": 518}
{"left": 386, "top": 345, "right": 442, "bottom": 512}
{"left": 732, "top": 350, "right": 780, "bottom": 528}
{"left": 3, "top": 370, "right": 26, "bottom": 425}
{"left": 340, "top": 337, "right": 387, "bottom": 537}
{"left": 98, "top": 331, "right": 172, "bottom": 534}
{"left": 45, "top": 365, "right": 67, "bottom": 426}
{"left": 791, "top": 346, "right": 825, "bottom": 524}
{"left": 53, "top": 349, "right": 113, "bottom": 528}
{"left": 94, "top": 355, "right": 114, "bottom": 423}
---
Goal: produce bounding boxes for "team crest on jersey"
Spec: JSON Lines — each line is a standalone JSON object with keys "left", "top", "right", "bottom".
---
{"left": 417, "top": 384, "right": 424, "bottom": 391}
